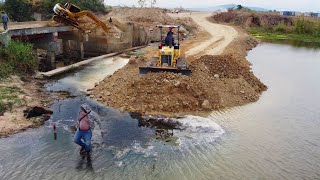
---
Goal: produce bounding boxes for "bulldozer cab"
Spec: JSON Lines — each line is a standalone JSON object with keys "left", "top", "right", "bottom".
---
{"left": 158, "top": 25, "right": 180, "bottom": 47}
{"left": 139, "top": 25, "right": 191, "bottom": 76}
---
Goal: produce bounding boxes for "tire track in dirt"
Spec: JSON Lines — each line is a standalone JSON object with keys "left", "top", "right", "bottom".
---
{"left": 169, "top": 12, "right": 238, "bottom": 57}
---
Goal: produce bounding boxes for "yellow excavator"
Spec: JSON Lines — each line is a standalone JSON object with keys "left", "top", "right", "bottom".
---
{"left": 52, "top": 2, "right": 110, "bottom": 33}
{"left": 139, "top": 25, "right": 191, "bottom": 76}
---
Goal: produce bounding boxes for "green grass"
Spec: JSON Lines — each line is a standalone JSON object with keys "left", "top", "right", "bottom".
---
{"left": 249, "top": 27, "right": 320, "bottom": 42}
{"left": 0, "top": 86, "right": 23, "bottom": 115}
{"left": 0, "top": 40, "right": 37, "bottom": 79}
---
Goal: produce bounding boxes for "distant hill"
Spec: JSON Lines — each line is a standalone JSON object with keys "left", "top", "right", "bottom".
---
{"left": 187, "top": 4, "right": 269, "bottom": 12}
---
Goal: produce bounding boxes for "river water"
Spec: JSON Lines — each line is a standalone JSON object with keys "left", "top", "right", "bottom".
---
{"left": 0, "top": 42, "right": 320, "bottom": 180}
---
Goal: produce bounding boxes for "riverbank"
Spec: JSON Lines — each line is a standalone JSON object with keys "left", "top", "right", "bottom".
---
{"left": 90, "top": 13, "right": 267, "bottom": 115}
{"left": 0, "top": 76, "right": 53, "bottom": 137}
{"left": 250, "top": 32, "right": 320, "bottom": 42}
{"left": 211, "top": 10, "right": 320, "bottom": 43}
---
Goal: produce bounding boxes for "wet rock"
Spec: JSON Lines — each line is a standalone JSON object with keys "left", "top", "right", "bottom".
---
{"left": 201, "top": 100, "right": 211, "bottom": 109}
{"left": 129, "top": 112, "right": 143, "bottom": 120}
{"left": 24, "top": 106, "right": 53, "bottom": 119}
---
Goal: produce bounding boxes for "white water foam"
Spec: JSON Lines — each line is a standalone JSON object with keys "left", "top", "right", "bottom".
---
{"left": 174, "top": 115, "right": 225, "bottom": 147}
{"left": 46, "top": 115, "right": 224, "bottom": 160}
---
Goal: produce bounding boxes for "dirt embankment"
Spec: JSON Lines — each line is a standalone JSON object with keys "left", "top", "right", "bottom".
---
{"left": 90, "top": 23, "right": 266, "bottom": 115}
{"left": 211, "top": 10, "right": 294, "bottom": 28}
{"left": 108, "top": 8, "right": 199, "bottom": 41}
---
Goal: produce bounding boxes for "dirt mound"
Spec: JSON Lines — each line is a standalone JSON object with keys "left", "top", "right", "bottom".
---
{"left": 107, "top": 8, "right": 198, "bottom": 41}
{"left": 108, "top": 8, "right": 175, "bottom": 25}
{"left": 192, "top": 55, "right": 266, "bottom": 93}
{"left": 212, "top": 10, "right": 293, "bottom": 27}
{"left": 90, "top": 53, "right": 266, "bottom": 115}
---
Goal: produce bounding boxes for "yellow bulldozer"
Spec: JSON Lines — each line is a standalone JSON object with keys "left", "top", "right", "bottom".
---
{"left": 139, "top": 25, "right": 191, "bottom": 76}
{"left": 52, "top": 2, "right": 110, "bottom": 33}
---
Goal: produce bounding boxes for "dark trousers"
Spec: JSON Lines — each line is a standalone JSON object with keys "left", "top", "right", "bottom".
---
{"left": 3, "top": 22, "right": 7, "bottom": 30}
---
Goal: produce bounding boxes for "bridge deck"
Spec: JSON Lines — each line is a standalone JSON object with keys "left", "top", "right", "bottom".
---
{"left": 6, "top": 21, "right": 74, "bottom": 37}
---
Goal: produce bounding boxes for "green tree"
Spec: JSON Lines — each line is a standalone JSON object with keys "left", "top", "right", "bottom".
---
{"left": 236, "top": 5, "right": 243, "bottom": 10}
{"left": 42, "top": 0, "right": 108, "bottom": 14}
{"left": 4, "top": 0, "right": 33, "bottom": 21}
{"left": 0, "top": 2, "right": 4, "bottom": 12}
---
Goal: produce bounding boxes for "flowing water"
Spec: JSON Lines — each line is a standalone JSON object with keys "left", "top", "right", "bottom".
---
{"left": 0, "top": 42, "right": 320, "bottom": 180}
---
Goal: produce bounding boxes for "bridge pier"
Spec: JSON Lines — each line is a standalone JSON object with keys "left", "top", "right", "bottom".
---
{"left": 29, "top": 32, "right": 60, "bottom": 70}
{"left": 47, "top": 50, "right": 56, "bottom": 70}
{"left": 78, "top": 40, "right": 84, "bottom": 60}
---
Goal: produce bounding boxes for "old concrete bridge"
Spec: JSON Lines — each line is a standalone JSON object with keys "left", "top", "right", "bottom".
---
{"left": 0, "top": 21, "right": 149, "bottom": 71}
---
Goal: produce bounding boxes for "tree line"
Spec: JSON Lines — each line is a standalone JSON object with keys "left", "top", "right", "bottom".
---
{"left": 0, "top": 0, "right": 110, "bottom": 22}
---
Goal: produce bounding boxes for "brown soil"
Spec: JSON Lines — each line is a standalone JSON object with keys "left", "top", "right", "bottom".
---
{"left": 211, "top": 10, "right": 294, "bottom": 28}
{"left": 108, "top": 8, "right": 176, "bottom": 27}
{"left": 90, "top": 31, "right": 267, "bottom": 115}
{"left": 0, "top": 76, "right": 53, "bottom": 138}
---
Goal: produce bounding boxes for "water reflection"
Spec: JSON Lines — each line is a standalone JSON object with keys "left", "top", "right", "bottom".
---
{"left": 263, "top": 39, "right": 320, "bottom": 49}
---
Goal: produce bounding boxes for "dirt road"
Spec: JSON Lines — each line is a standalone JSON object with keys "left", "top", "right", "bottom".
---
{"left": 169, "top": 12, "right": 238, "bottom": 57}
{"left": 7, "top": 21, "right": 49, "bottom": 30}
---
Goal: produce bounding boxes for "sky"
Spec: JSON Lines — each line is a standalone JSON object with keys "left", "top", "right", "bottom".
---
{"left": 105, "top": 0, "right": 320, "bottom": 12}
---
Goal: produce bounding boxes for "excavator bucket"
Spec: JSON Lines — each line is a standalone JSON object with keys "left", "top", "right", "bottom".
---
{"left": 139, "top": 67, "right": 192, "bottom": 76}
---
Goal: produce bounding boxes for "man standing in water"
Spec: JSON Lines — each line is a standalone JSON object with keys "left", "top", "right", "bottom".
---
{"left": 74, "top": 103, "right": 101, "bottom": 159}
{"left": 1, "top": 11, "right": 9, "bottom": 31}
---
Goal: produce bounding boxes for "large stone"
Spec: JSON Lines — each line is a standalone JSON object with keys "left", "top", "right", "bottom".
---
{"left": 24, "top": 106, "right": 53, "bottom": 119}
{"left": 201, "top": 100, "right": 211, "bottom": 109}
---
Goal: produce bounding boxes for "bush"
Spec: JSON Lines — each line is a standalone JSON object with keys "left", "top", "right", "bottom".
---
{"left": 294, "top": 18, "right": 320, "bottom": 36}
{"left": 273, "top": 24, "right": 287, "bottom": 33}
{"left": 0, "top": 41, "right": 37, "bottom": 78}
{"left": 0, "top": 3, "right": 4, "bottom": 14}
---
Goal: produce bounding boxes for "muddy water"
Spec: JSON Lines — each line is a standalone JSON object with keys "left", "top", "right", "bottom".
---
{"left": 0, "top": 42, "right": 320, "bottom": 180}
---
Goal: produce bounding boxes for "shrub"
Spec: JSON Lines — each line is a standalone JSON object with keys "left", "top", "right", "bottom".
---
{"left": 273, "top": 24, "right": 287, "bottom": 33}
{"left": 0, "top": 41, "right": 37, "bottom": 78}
{"left": 294, "top": 18, "right": 319, "bottom": 35}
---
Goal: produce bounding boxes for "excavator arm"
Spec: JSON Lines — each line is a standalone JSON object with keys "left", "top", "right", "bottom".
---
{"left": 52, "top": 3, "right": 110, "bottom": 33}
{"left": 73, "top": 11, "right": 111, "bottom": 33}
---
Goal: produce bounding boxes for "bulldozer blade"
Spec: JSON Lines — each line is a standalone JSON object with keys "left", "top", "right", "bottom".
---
{"left": 139, "top": 67, "right": 192, "bottom": 76}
